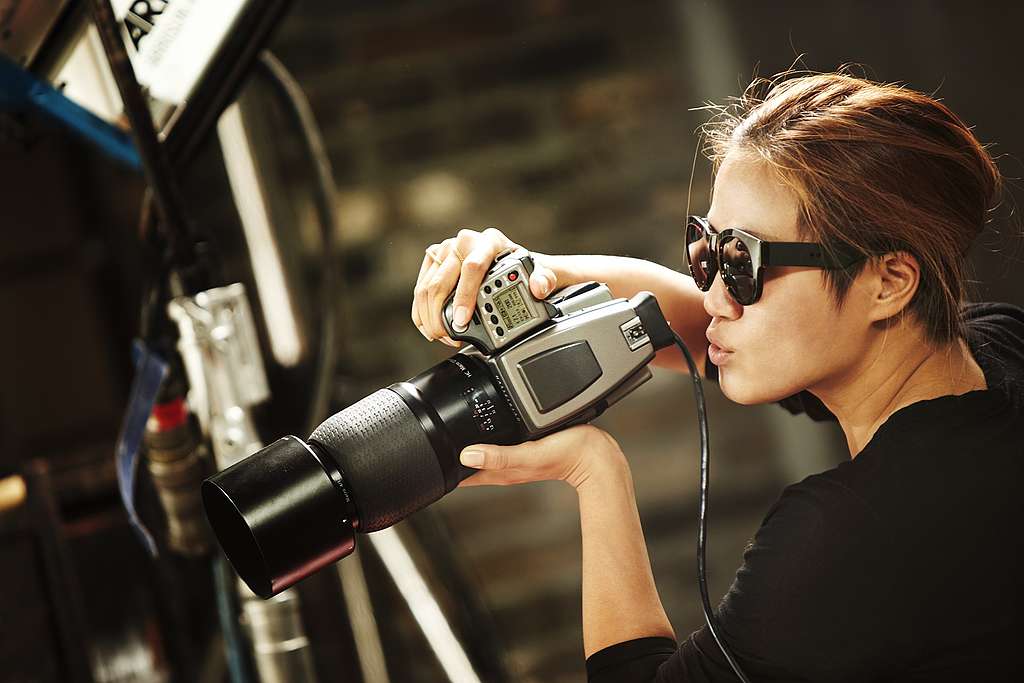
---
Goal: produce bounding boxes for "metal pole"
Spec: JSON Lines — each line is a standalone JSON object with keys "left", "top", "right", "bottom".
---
{"left": 169, "top": 286, "right": 320, "bottom": 683}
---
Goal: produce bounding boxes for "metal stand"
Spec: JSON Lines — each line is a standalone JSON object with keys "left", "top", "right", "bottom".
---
{"left": 87, "top": 1, "right": 496, "bottom": 678}
{"left": 216, "top": 98, "right": 395, "bottom": 683}
{"left": 169, "top": 285, "right": 319, "bottom": 683}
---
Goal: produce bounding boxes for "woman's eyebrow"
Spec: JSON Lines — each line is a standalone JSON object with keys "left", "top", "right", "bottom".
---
{"left": 744, "top": 228, "right": 775, "bottom": 240}
{"left": 708, "top": 216, "right": 778, "bottom": 241}
{"left": 726, "top": 223, "right": 777, "bottom": 241}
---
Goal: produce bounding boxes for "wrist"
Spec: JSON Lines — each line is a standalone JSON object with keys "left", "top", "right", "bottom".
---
{"left": 574, "top": 445, "right": 631, "bottom": 496}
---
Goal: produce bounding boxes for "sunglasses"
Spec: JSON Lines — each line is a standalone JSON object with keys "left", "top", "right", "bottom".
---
{"left": 684, "top": 215, "right": 863, "bottom": 305}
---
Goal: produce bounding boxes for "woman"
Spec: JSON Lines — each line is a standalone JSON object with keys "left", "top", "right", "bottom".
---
{"left": 410, "top": 72, "right": 1023, "bottom": 681}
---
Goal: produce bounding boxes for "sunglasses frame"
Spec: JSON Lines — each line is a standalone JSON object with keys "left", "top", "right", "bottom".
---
{"left": 685, "top": 215, "right": 863, "bottom": 305}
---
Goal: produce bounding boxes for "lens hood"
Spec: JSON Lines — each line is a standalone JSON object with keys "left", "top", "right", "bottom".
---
{"left": 201, "top": 436, "right": 355, "bottom": 598}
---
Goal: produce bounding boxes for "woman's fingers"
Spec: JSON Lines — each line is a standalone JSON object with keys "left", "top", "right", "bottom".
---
{"left": 413, "top": 241, "right": 448, "bottom": 339}
{"left": 457, "top": 442, "right": 538, "bottom": 487}
{"left": 450, "top": 228, "right": 515, "bottom": 329}
{"left": 529, "top": 259, "right": 558, "bottom": 299}
{"left": 412, "top": 245, "right": 442, "bottom": 336}
{"left": 456, "top": 426, "right": 614, "bottom": 488}
{"left": 424, "top": 249, "right": 463, "bottom": 340}
{"left": 414, "top": 239, "right": 459, "bottom": 341}
{"left": 411, "top": 227, "right": 523, "bottom": 345}
{"left": 460, "top": 444, "right": 512, "bottom": 470}
{"left": 457, "top": 468, "right": 528, "bottom": 487}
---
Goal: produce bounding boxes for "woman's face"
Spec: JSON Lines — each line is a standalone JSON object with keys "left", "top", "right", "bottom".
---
{"left": 704, "top": 150, "right": 874, "bottom": 404}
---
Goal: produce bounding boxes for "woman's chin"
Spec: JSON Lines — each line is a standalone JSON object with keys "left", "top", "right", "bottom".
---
{"left": 719, "top": 371, "right": 789, "bottom": 406}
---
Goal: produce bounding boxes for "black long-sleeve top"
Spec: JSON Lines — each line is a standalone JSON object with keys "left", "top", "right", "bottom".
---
{"left": 586, "top": 303, "right": 1024, "bottom": 682}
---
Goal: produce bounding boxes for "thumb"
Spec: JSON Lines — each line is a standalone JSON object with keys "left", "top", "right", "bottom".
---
{"left": 529, "top": 262, "right": 558, "bottom": 299}
{"left": 460, "top": 444, "right": 517, "bottom": 470}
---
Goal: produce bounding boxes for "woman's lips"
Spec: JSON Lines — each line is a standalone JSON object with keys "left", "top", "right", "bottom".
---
{"left": 707, "top": 343, "right": 733, "bottom": 366}
{"left": 706, "top": 329, "right": 734, "bottom": 366}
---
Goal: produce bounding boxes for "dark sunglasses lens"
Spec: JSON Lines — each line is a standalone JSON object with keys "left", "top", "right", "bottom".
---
{"left": 685, "top": 220, "right": 714, "bottom": 290}
{"left": 720, "top": 235, "right": 757, "bottom": 304}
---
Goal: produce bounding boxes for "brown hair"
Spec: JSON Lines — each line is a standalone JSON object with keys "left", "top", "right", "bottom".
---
{"left": 701, "top": 70, "right": 1003, "bottom": 344}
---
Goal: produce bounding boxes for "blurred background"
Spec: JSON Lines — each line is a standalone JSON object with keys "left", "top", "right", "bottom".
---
{"left": 2, "top": 1, "right": 1022, "bottom": 682}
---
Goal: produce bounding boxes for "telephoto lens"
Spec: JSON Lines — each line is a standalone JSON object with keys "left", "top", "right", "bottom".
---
{"left": 204, "top": 286, "right": 674, "bottom": 599}
{"left": 202, "top": 352, "right": 527, "bottom": 598}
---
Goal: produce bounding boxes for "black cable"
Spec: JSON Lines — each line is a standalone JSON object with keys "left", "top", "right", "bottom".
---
{"left": 672, "top": 331, "right": 752, "bottom": 683}
{"left": 252, "top": 51, "right": 338, "bottom": 434}
{"left": 253, "top": 52, "right": 518, "bottom": 679}
{"left": 88, "top": 0, "right": 213, "bottom": 294}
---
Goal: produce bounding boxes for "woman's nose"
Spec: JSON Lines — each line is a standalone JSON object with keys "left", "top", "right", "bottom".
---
{"left": 702, "top": 271, "right": 742, "bottom": 320}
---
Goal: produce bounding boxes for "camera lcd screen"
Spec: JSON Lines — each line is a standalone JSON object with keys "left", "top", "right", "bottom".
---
{"left": 493, "top": 284, "right": 535, "bottom": 330}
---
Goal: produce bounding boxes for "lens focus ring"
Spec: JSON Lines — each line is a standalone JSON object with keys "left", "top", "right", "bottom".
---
{"left": 310, "top": 389, "right": 445, "bottom": 532}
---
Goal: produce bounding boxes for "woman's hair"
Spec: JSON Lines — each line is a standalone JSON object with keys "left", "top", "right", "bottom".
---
{"left": 701, "top": 70, "right": 1003, "bottom": 344}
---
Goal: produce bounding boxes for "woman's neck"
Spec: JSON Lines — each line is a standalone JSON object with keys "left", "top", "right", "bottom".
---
{"left": 812, "top": 328, "right": 987, "bottom": 457}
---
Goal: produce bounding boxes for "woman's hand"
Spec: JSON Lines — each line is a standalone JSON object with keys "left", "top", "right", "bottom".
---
{"left": 411, "top": 227, "right": 561, "bottom": 346}
{"left": 458, "top": 424, "right": 626, "bottom": 491}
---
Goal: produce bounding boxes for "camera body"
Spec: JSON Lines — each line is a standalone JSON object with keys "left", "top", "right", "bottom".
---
{"left": 440, "top": 249, "right": 661, "bottom": 434}
{"left": 202, "top": 250, "right": 675, "bottom": 598}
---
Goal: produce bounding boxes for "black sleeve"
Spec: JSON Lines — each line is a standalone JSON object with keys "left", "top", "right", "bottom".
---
{"left": 962, "top": 302, "right": 1024, "bottom": 412}
{"left": 587, "top": 637, "right": 678, "bottom": 682}
{"left": 586, "top": 475, "right": 893, "bottom": 682}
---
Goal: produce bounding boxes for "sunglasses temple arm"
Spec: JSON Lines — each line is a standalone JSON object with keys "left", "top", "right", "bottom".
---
{"left": 761, "top": 242, "right": 858, "bottom": 268}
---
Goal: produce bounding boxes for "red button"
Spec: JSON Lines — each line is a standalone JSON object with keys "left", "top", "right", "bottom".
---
{"left": 508, "top": 271, "right": 518, "bottom": 281}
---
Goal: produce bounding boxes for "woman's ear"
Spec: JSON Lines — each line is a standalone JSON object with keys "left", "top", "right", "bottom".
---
{"left": 866, "top": 250, "right": 921, "bottom": 322}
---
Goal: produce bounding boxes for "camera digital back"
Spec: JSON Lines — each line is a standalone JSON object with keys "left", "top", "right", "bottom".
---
{"left": 442, "top": 249, "right": 559, "bottom": 354}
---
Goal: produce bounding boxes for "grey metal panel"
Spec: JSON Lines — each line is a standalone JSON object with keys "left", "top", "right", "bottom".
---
{"left": 488, "top": 298, "right": 655, "bottom": 431}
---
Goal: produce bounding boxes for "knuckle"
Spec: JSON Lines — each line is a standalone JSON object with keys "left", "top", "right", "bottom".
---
{"left": 413, "top": 284, "right": 427, "bottom": 299}
{"left": 481, "top": 227, "right": 506, "bottom": 242}
{"left": 578, "top": 424, "right": 611, "bottom": 447}
{"left": 427, "top": 273, "right": 446, "bottom": 291}
{"left": 491, "top": 450, "right": 510, "bottom": 470}
{"left": 455, "top": 232, "right": 478, "bottom": 255}
{"left": 462, "top": 257, "right": 487, "bottom": 274}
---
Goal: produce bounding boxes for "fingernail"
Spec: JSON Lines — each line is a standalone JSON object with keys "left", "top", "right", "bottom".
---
{"left": 454, "top": 306, "right": 471, "bottom": 328}
{"left": 417, "top": 324, "right": 428, "bottom": 339}
{"left": 460, "top": 449, "right": 484, "bottom": 467}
